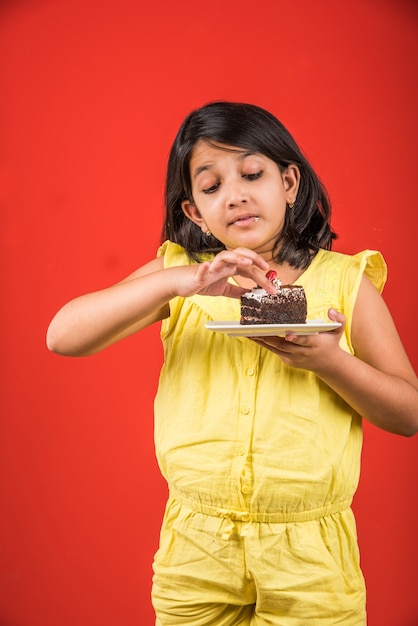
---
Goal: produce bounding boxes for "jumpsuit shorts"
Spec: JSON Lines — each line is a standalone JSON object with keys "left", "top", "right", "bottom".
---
{"left": 152, "top": 496, "right": 366, "bottom": 625}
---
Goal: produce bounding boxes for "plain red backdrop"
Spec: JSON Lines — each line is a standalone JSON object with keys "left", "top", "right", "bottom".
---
{"left": 0, "top": 0, "right": 417, "bottom": 624}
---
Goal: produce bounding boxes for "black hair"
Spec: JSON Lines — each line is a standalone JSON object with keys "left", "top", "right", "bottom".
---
{"left": 162, "top": 101, "right": 337, "bottom": 269}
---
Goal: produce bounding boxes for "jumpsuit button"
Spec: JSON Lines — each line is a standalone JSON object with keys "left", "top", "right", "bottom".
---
{"left": 242, "top": 485, "right": 250, "bottom": 494}
{"left": 246, "top": 368, "right": 255, "bottom": 376}
{"left": 236, "top": 446, "right": 245, "bottom": 456}
{"left": 241, "top": 406, "right": 250, "bottom": 415}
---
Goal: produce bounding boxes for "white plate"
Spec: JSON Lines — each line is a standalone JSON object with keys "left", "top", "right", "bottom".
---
{"left": 205, "top": 320, "right": 341, "bottom": 337}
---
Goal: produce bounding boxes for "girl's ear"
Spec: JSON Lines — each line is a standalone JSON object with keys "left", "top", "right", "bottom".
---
{"left": 282, "top": 164, "right": 301, "bottom": 205}
{"left": 181, "top": 200, "right": 209, "bottom": 234}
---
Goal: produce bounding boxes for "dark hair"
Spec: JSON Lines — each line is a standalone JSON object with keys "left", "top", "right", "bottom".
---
{"left": 162, "top": 101, "right": 337, "bottom": 269}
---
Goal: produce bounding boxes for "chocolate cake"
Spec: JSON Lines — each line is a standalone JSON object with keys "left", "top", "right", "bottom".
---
{"left": 240, "top": 271, "right": 307, "bottom": 325}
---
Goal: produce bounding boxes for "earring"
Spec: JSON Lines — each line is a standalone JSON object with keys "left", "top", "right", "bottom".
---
{"left": 205, "top": 230, "right": 211, "bottom": 236}
{"left": 288, "top": 201, "right": 295, "bottom": 209}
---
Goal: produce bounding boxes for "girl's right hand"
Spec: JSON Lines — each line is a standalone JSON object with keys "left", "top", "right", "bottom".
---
{"left": 46, "top": 248, "right": 272, "bottom": 357}
{"left": 173, "top": 248, "right": 275, "bottom": 299}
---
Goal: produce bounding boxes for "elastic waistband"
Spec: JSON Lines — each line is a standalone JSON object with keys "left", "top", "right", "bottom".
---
{"left": 171, "top": 490, "right": 352, "bottom": 524}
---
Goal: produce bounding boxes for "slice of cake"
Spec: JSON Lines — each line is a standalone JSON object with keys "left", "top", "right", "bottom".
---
{"left": 240, "top": 270, "right": 307, "bottom": 325}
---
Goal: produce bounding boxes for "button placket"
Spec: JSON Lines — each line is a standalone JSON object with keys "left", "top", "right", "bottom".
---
{"left": 236, "top": 351, "right": 259, "bottom": 503}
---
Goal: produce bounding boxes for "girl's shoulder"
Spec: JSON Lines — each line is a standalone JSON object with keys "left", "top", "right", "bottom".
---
{"left": 312, "top": 248, "right": 387, "bottom": 294}
{"left": 157, "top": 240, "right": 188, "bottom": 261}
{"left": 157, "top": 240, "right": 215, "bottom": 267}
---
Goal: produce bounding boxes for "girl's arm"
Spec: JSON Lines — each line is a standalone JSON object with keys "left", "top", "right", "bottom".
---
{"left": 254, "top": 276, "right": 418, "bottom": 436}
{"left": 47, "top": 256, "right": 173, "bottom": 357}
{"left": 46, "top": 248, "right": 273, "bottom": 357}
{"left": 317, "top": 276, "right": 418, "bottom": 436}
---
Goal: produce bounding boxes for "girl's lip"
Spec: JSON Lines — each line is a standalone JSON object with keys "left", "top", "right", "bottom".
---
{"left": 230, "top": 214, "right": 260, "bottom": 226}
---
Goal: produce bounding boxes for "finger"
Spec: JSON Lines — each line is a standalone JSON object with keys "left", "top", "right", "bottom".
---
{"left": 195, "top": 261, "right": 212, "bottom": 281}
{"left": 251, "top": 336, "right": 287, "bottom": 350}
{"left": 249, "top": 337, "right": 285, "bottom": 358}
{"left": 248, "top": 268, "right": 277, "bottom": 293}
{"left": 209, "top": 252, "right": 253, "bottom": 272}
{"left": 327, "top": 308, "right": 346, "bottom": 334}
{"left": 328, "top": 308, "right": 345, "bottom": 324}
{"left": 284, "top": 334, "right": 299, "bottom": 343}
{"left": 232, "top": 248, "right": 270, "bottom": 270}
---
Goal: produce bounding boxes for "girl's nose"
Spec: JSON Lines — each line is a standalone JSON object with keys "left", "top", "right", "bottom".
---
{"left": 226, "top": 181, "right": 248, "bottom": 207}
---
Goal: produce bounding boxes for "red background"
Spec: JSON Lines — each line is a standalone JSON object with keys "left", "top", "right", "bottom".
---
{"left": 1, "top": 0, "right": 417, "bottom": 624}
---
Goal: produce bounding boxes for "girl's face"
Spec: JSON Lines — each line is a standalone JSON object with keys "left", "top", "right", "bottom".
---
{"left": 182, "top": 140, "right": 300, "bottom": 261}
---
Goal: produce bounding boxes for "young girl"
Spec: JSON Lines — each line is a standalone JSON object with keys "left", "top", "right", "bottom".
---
{"left": 47, "top": 101, "right": 418, "bottom": 625}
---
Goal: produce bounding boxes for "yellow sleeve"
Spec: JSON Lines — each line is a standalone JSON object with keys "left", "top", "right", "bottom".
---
{"left": 343, "top": 250, "right": 387, "bottom": 353}
{"left": 353, "top": 249, "right": 387, "bottom": 294}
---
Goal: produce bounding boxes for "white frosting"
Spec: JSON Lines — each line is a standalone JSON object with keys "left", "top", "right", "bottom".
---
{"left": 243, "top": 288, "right": 268, "bottom": 300}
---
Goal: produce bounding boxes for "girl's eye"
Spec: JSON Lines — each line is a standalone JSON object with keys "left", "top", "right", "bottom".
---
{"left": 201, "top": 170, "right": 263, "bottom": 194}
{"left": 243, "top": 170, "right": 263, "bottom": 181}
{"left": 202, "top": 183, "right": 220, "bottom": 194}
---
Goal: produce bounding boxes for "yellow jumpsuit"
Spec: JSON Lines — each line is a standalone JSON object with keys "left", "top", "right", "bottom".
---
{"left": 152, "top": 241, "right": 387, "bottom": 625}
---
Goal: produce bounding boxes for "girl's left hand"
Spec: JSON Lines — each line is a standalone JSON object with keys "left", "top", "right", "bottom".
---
{"left": 251, "top": 309, "right": 346, "bottom": 372}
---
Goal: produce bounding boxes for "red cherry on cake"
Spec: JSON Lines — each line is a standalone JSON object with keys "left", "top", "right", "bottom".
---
{"left": 266, "top": 270, "right": 277, "bottom": 282}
